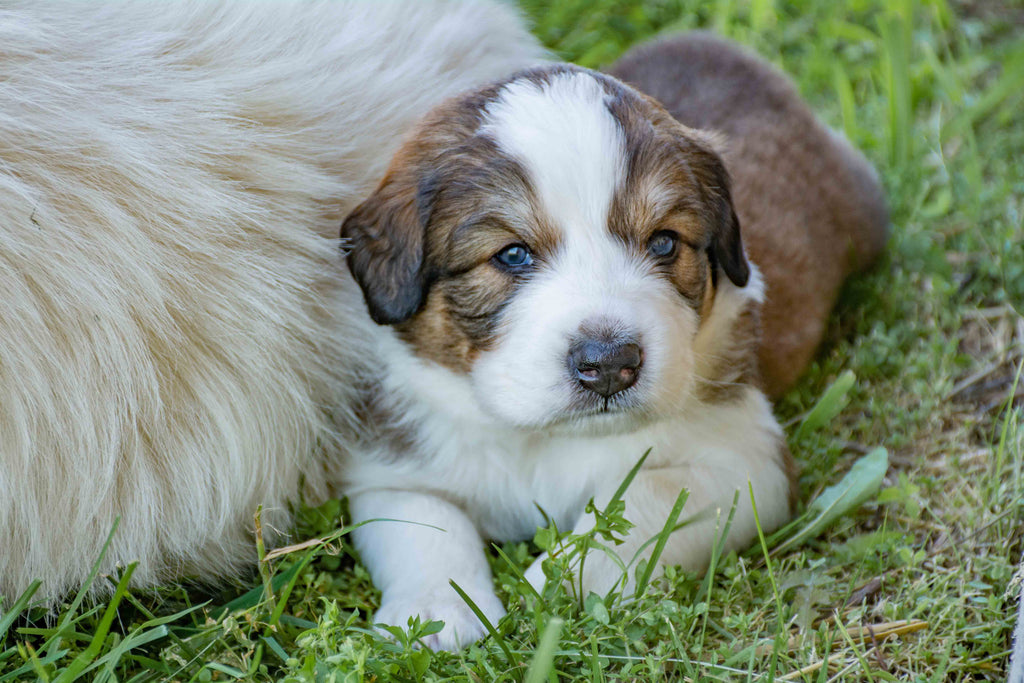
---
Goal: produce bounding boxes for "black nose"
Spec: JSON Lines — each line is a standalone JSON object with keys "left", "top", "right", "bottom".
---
{"left": 568, "top": 339, "right": 643, "bottom": 397}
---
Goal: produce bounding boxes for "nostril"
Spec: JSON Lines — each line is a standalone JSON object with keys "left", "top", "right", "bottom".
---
{"left": 567, "top": 338, "right": 643, "bottom": 398}
{"left": 615, "top": 343, "right": 642, "bottom": 371}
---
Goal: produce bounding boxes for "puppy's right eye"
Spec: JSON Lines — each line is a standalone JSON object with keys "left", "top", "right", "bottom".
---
{"left": 647, "top": 230, "right": 680, "bottom": 261}
{"left": 493, "top": 244, "right": 533, "bottom": 271}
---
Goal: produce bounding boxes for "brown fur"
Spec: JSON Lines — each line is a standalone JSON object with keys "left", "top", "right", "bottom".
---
{"left": 695, "top": 298, "right": 764, "bottom": 403}
{"left": 608, "top": 33, "right": 890, "bottom": 396}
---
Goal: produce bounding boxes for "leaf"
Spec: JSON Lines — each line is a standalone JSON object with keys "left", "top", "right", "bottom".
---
{"left": 583, "top": 593, "right": 610, "bottom": 626}
{"left": 774, "top": 447, "right": 889, "bottom": 555}
{"left": 204, "top": 662, "right": 246, "bottom": 679}
{"left": 794, "top": 370, "right": 856, "bottom": 441}
{"left": 410, "top": 648, "right": 432, "bottom": 676}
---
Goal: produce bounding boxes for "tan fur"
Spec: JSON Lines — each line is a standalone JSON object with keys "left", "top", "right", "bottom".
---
{"left": 0, "top": 0, "right": 545, "bottom": 603}
{"left": 608, "top": 33, "right": 890, "bottom": 396}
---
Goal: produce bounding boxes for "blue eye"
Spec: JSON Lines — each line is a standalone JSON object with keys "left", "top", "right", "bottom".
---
{"left": 647, "top": 231, "right": 679, "bottom": 260}
{"left": 494, "top": 244, "right": 533, "bottom": 269}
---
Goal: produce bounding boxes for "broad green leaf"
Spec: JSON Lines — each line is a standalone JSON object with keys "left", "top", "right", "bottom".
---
{"left": 584, "top": 593, "right": 610, "bottom": 626}
{"left": 795, "top": 370, "right": 856, "bottom": 440}
{"left": 774, "top": 447, "right": 889, "bottom": 554}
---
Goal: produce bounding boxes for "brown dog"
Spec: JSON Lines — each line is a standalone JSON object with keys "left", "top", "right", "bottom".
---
{"left": 608, "top": 33, "right": 890, "bottom": 395}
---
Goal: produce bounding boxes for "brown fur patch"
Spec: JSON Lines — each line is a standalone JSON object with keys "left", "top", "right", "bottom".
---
{"left": 608, "top": 33, "right": 889, "bottom": 396}
{"left": 695, "top": 298, "right": 764, "bottom": 404}
{"left": 351, "top": 381, "right": 420, "bottom": 460}
{"left": 344, "top": 79, "right": 568, "bottom": 372}
{"left": 603, "top": 80, "right": 747, "bottom": 309}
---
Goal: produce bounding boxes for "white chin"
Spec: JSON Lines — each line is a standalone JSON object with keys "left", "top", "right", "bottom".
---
{"left": 500, "top": 403, "right": 653, "bottom": 437}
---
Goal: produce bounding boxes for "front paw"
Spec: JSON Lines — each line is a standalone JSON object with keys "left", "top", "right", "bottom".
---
{"left": 374, "top": 586, "right": 506, "bottom": 651}
{"left": 524, "top": 551, "right": 549, "bottom": 595}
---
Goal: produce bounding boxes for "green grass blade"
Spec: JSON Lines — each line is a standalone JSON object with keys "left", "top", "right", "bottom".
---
{"left": 53, "top": 561, "right": 137, "bottom": 683}
{"left": 525, "top": 617, "right": 564, "bottom": 683}
{"left": 0, "top": 580, "right": 40, "bottom": 645}
{"left": 635, "top": 487, "right": 689, "bottom": 596}
{"left": 773, "top": 447, "right": 889, "bottom": 555}
{"left": 47, "top": 518, "right": 120, "bottom": 659}
{"left": 448, "top": 580, "right": 518, "bottom": 668}
{"left": 607, "top": 449, "right": 651, "bottom": 508}
{"left": 493, "top": 544, "right": 544, "bottom": 603}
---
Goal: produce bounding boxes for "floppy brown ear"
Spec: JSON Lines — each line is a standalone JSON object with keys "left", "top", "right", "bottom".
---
{"left": 685, "top": 134, "right": 750, "bottom": 288}
{"left": 712, "top": 201, "right": 750, "bottom": 288}
{"left": 341, "top": 168, "right": 434, "bottom": 325}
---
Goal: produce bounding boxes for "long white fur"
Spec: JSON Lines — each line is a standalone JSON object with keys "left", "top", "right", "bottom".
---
{"left": 0, "top": 0, "right": 545, "bottom": 603}
{"left": 347, "top": 72, "right": 792, "bottom": 649}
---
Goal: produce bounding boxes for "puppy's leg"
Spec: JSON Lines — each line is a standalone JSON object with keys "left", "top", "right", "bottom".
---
{"left": 526, "top": 447, "right": 793, "bottom": 598}
{"left": 350, "top": 489, "right": 504, "bottom": 651}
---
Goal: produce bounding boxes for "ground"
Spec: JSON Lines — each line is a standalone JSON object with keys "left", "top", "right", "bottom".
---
{"left": 1, "top": 0, "right": 1022, "bottom": 681}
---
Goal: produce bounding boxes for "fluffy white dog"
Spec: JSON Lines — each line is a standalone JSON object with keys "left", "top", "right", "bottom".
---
{"left": 0, "top": 0, "right": 544, "bottom": 604}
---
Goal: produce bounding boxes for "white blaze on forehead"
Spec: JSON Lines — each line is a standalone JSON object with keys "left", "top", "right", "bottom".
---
{"left": 480, "top": 71, "right": 627, "bottom": 234}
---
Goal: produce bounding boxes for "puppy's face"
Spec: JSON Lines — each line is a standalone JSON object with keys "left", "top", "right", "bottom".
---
{"left": 343, "top": 67, "right": 749, "bottom": 431}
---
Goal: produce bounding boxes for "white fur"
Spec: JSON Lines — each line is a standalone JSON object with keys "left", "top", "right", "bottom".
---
{"left": 481, "top": 72, "right": 626, "bottom": 238}
{"left": 0, "top": 0, "right": 545, "bottom": 603}
{"left": 349, "top": 490, "right": 504, "bottom": 651}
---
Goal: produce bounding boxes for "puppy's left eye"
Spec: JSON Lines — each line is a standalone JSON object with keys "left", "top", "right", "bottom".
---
{"left": 647, "top": 231, "right": 679, "bottom": 260}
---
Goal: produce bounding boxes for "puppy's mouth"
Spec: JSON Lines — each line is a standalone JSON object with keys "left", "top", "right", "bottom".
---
{"left": 544, "top": 387, "right": 652, "bottom": 434}
{"left": 568, "top": 381, "right": 644, "bottom": 414}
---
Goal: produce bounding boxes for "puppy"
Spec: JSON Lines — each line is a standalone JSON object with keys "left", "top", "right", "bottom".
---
{"left": 608, "top": 34, "right": 890, "bottom": 395}
{"left": 341, "top": 66, "right": 792, "bottom": 650}
{"left": 0, "top": 0, "right": 543, "bottom": 604}
{"left": 341, "top": 39, "right": 887, "bottom": 650}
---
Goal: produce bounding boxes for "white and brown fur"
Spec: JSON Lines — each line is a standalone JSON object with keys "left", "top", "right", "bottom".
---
{"left": 341, "top": 66, "right": 798, "bottom": 650}
{"left": 608, "top": 34, "right": 890, "bottom": 396}
{"left": 341, "top": 36, "right": 888, "bottom": 651}
{"left": 0, "top": 0, "right": 544, "bottom": 605}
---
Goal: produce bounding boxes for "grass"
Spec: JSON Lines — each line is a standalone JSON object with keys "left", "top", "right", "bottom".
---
{"left": 2, "top": 0, "right": 1023, "bottom": 680}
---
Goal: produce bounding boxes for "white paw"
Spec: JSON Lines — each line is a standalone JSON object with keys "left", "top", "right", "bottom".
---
{"left": 578, "top": 547, "right": 633, "bottom": 597}
{"left": 374, "top": 586, "right": 506, "bottom": 651}
{"left": 524, "top": 552, "right": 549, "bottom": 594}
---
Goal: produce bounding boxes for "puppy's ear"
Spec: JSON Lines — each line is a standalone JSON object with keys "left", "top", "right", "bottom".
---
{"left": 686, "top": 133, "right": 750, "bottom": 287}
{"left": 342, "top": 168, "right": 436, "bottom": 325}
{"left": 712, "top": 201, "right": 749, "bottom": 288}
